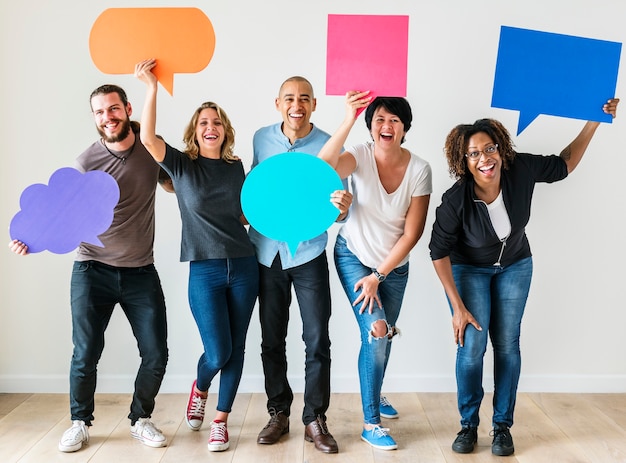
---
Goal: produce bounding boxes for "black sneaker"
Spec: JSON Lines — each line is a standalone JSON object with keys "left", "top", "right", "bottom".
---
{"left": 491, "top": 423, "right": 514, "bottom": 456}
{"left": 451, "top": 426, "right": 477, "bottom": 453}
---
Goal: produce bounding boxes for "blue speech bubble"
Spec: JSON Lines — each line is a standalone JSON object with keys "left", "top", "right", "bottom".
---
{"left": 241, "top": 152, "right": 343, "bottom": 255}
{"left": 9, "top": 167, "right": 120, "bottom": 254}
{"left": 492, "top": 26, "right": 621, "bottom": 135}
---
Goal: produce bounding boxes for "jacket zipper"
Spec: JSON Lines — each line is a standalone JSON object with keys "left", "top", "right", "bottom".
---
{"left": 474, "top": 198, "right": 509, "bottom": 267}
{"left": 493, "top": 237, "right": 507, "bottom": 267}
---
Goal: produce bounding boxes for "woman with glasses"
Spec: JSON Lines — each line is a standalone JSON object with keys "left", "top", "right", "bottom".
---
{"left": 428, "top": 98, "right": 619, "bottom": 456}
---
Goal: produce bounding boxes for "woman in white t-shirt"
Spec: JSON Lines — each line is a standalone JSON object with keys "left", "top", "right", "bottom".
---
{"left": 319, "top": 92, "right": 432, "bottom": 450}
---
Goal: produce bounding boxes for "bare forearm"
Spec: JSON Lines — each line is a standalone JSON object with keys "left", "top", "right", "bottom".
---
{"left": 560, "top": 121, "right": 600, "bottom": 174}
{"left": 432, "top": 257, "right": 463, "bottom": 310}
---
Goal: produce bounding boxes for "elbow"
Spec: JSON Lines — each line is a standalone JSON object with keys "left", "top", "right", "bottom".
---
{"left": 403, "top": 232, "right": 422, "bottom": 251}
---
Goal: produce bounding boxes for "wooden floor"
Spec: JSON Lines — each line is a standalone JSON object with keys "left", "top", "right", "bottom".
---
{"left": 1, "top": 392, "right": 625, "bottom": 462}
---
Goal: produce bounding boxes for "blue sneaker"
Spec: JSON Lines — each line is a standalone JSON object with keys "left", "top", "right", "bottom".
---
{"left": 379, "top": 396, "right": 399, "bottom": 419}
{"left": 361, "top": 425, "right": 398, "bottom": 450}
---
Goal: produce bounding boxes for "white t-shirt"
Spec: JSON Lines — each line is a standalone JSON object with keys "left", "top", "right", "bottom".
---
{"left": 486, "top": 190, "right": 511, "bottom": 240}
{"left": 339, "top": 142, "right": 432, "bottom": 268}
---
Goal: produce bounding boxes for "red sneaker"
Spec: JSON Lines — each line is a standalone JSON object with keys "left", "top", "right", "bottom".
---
{"left": 208, "top": 420, "right": 229, "bottom": 452}
{"left": 185, "top": 380, "right": 207, "bottom": 431}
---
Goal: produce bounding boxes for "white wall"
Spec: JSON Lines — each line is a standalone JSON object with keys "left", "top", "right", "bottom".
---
{"left": 1, "top": 0, "right": 625, "bottom": 395}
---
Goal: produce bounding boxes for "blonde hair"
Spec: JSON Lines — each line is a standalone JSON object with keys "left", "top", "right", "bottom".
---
{"left": 182, "top": 102, "right": 237, "bottom": 162}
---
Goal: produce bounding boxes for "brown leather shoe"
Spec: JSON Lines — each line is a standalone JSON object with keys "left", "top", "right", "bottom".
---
{"left": 257, "top": 409, "right": 289, "bottom": 444}
{"left": 304, "top": 417, "right": 338, "bottom": 453}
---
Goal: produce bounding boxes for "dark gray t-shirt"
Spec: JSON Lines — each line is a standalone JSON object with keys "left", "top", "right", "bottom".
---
{"left": 74, "top": 136, "right": 163, "bottom": 267}
{"left": 160, "top": 144, "right": 255, "bottom": 262}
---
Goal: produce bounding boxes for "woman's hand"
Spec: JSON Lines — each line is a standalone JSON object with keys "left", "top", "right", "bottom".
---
{"left": 452, "top": 305, "right": 482, "bottom": 347}
{"left": 344, "top": 90, "right": 372, "bottom": 121}
{"left": 353, "top": 273, "right": 382, "bottom": 314}
{"left": 8, "top": 239, "right": 29, "bottom": 256}
{"left": 602, "top": 98, "right": 620, "bottom": 118}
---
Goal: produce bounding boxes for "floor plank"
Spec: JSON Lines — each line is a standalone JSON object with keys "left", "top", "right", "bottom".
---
{"left": 1, "top": 392, "right": 625, "bottom": 463}
{"left": 529, "top": 393, "right": 626, "bottom": 463}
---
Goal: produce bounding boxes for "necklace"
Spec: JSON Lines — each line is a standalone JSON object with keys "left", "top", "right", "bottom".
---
{"left": 102, "top": 134, "right": 137, "bottom": 165}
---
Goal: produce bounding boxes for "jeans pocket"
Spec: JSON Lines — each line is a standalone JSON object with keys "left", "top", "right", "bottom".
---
{"left": 137, "top": 264, "right": 157, "bottom": 275}
{"left": 391, "top": 262, "right": 409, "bottom": 278}
{"left": 72, "top": 261, "right": 91, "bottom": 273}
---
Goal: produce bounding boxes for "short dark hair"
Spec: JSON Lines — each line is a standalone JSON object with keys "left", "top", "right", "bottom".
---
{"left": 364, "top": 97, "right": 413, "bottom": 143}
{"left": 279, "top": 76, "right": 314, "bottom": 98}
{"left": 89, "top": 84, "right": 128, "bottom": 110}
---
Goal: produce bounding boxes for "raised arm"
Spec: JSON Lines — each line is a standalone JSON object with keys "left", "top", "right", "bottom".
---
{"left": 560, "top": 98, "right": 619, "bottom": 173}
{"left": 318, "top": 90, "right": 371, "bottom": 179}
{"left": 134, "top": 59, "right": 166, "bottom": 162}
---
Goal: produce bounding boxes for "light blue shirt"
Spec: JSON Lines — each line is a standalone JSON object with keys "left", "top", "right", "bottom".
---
{"left": 249, "top": 122, "right": 345, "bottom": 269}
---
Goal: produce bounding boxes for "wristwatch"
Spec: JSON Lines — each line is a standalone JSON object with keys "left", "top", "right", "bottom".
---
{"left": 373, "top": 269, "right": 386, "bottom": 282}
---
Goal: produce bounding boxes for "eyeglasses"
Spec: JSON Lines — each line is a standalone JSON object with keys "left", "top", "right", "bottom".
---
{"left": 465, "top": 144, "right": 498, "bottom": 160}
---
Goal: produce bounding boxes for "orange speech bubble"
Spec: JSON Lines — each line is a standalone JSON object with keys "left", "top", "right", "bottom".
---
{"left": 89, "top": 8, "right": 215, "bottom": 95}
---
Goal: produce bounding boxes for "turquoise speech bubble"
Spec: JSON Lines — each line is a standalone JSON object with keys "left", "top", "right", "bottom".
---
{"left": 241, "top": 152, "right": 343, "bottom": 255}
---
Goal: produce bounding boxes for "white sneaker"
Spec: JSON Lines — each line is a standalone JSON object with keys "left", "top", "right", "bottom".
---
{"left": 130, "top": 417, "right": 167, "bottom": 448}
{"left": 58, "top": 420, "right": 89, "bottom": 452}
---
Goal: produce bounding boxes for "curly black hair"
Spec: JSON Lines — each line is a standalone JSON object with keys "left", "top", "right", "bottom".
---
{"left": 443, "top": 118, "right": 516, "bottom": 180}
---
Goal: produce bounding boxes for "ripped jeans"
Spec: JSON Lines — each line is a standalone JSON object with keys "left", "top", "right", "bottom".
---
{"left": 334, "top": 235, "right": 408, "bottom": 424}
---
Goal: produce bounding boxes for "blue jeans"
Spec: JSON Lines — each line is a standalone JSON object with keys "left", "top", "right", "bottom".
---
{"left": 334, "top": 235, "right": 408, "bottom": 425}
{"left": 70, "top": 261, "right": 168, "bottom": 426}
{"left": 451, "top": 256, "right": 533, "bottom": 429}
{"left": 258, "top": 252, "right": 332, "bottom": 425}
{"left": 188, "top": 256, "right": 258, "bottom": 413}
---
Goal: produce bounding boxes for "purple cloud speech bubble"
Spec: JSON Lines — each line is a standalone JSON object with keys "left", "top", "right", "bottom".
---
{"left": 9, "top": 167, "right": 120, "bottom": 254}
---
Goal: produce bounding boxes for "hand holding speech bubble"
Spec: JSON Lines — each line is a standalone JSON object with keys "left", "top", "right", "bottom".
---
{"left": 326, "top": 15, "right": 409, "bottom": 117}
{"left": 492, "top": 26, "right": 621, "bottom": 135}
{"left": 241, "top": 153, "right": 343, "bottom": 255}
{"left": 9, "top": 168, "right": 120, "bottom": 254}
{"left": 89, "top": 8, "right": 215, "bottom": 95}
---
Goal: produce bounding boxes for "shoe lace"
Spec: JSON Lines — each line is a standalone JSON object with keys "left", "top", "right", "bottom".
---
{"left": 315, "top": 416, "right": 330, "bottom": 435}
{"left": 66, "top": 421, "right": 87, "bottom": 440}
{"left": 138, "top": 419, "right": 162, "bottom": 438}
{"left": 264, "top": 408, "right": 284, "bottom": 428}
{"left": 210, "top": 421, "right": 227, "bottom": 443}
{"left": 380, "top": 396, "right": 393, "bottom": 407}
{"left": 490, "top": 425, "right": 510, "bottom": 442}
{"left": 189, "top": 393, "right": 207, "bottom": 418}
{"left": 370, "top": 425, "right": 391, "bottom": 438}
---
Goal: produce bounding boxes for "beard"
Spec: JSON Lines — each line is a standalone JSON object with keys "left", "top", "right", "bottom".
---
{"left": 97, "top": 116, "right": 131, "bottom": 143}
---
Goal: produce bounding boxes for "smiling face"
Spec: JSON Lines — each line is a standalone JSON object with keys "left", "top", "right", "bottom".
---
{"left": 370, "top": 106, "right": 406, "bottom": 148}
{"left": 275, "top": 78, "right": 316, "bottom": 142}
{"left": 466, "top": 131, "right": 502, "bottom": 184}
{"left": 91, "top": 92, "right": 132, "bottom": 144}
{"left": 195, "top": 107, "right": 225, "bottom": 157}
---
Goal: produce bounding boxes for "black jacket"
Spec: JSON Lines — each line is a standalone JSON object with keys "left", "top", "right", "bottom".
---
{"left": 429, "top": 152, "right": 568, "bottom": 267}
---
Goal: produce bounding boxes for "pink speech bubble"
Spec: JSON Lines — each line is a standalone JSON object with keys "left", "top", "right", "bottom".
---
{"left": 89, "top": 8, "right": 215, "bottom": 95}
{"left": 326, "top": 15, "right": 409, "bottom": 115}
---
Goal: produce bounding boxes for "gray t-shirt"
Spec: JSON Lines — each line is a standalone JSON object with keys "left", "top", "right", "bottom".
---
{"left": 74, "top": 136, "right": 163, "bottom": 267}
{"left": 161, "top": 144, "right": 255, "bottom": 262}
